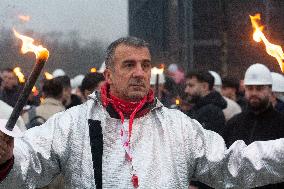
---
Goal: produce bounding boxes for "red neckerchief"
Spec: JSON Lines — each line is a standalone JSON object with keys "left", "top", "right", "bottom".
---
{"left": 101, "top": 83, "right": 154, "bottom": 138}
{"left": 100, "top": 83, "right": 154, "bottom": 188}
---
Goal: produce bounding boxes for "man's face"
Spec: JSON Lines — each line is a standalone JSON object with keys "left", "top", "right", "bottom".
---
{"left": 221, "top": 87, "right": 236, "bottom": 100}
{"left": 62, "top": 87, "right": 72, "bottom": 106}
{"left": 245, "top": 85, "right": 271, "bottom": 110}
{"left": 184, "top": 77, "right": 205, "bottom": 103}
{"left": 104, "top": 45, "right": 151, "bottom": 101}
{"left": 2, "top": 71, "right": 18, "bottom": 90}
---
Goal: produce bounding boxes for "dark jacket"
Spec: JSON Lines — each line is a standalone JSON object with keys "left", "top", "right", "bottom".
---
{"left": 65, "top": 94, "right": 82, "bottom": 109}
{"left": 0, "top": 86, "right": 21, "bottom": 107}
{"left": 275, "top": 98, "right": 284, "bottom": 113}
{"left": 187, "top": 91, "right": 227, "bottom": 136}
{"left": 225, "top": 105, "right": 284, "bottom": 189}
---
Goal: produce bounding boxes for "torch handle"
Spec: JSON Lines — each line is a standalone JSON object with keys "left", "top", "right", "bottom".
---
{"left": 5, "top": 58, "right": 46, "bottom": 131}
{"left": 155, "top": 74, "right": 160, "bottom": 98}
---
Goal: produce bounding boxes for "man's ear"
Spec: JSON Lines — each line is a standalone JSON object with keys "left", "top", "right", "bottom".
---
{"left": 103, "top": 69, "right": 113, "bottom": 85}
{"left": 201, "top": 82, "right": 209, "bottom": 91}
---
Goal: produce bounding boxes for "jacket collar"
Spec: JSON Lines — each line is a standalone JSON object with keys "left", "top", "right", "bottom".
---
{"left": 88, "top": 91, "right": 163, "bottom": 117}
{"left": 41, "top": 97, "right": 64, "bottom": 107}
{"left": 193, "top": 91, "right": 227, "bottom": 110}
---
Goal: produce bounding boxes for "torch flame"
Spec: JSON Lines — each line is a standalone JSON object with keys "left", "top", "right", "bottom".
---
{"left": 13, "top": 28, "right": 49, "bottom": 61}
{"left": 18, "top": 15, "right": 30, "bottom": 22}
{"left": 175, "top": 99, "right": 180, "bottom": 106}
{"left": 44, "top": 72, "right": 53, "bottom": 80}
{"left": 90, "top": 67, "right": 97, "bottom": 73}
{"left": 32, "top": 86, "right": 39, "bottom": 96}
{"left": 13, "top": 67, "right": 25, "bottom": 83}
{"left": 250, "top": 13, "right": 284, "bottom": 72}
{"left": 152, "top": 67, "right": 164, "bottom": 75}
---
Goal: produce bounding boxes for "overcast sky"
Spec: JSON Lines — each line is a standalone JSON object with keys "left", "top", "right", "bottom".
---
{"left": 0, "top": 0, "right": 128, "bottom": 44}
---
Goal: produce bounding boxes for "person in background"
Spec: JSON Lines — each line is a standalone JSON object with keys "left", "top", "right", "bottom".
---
{"left": 221, "top": 77, "right": 239, "bottom": 101}
{"left": 209, "top": 71, "right": 242, "bottom": 121}
{"left": 270, "top": 72, "right": 284, "bottom": 113}
{"left": 0, "top": 68, "right": 21, "bottom": 107}
{"left": 53, "top": 75, "right": 82, "bottom": 109}
{"left": 185, "top": 71, "right": 226, "bottom": 136}
{"left": 52, "top": 69, "right": 66, "bottom": 78}
{"left": 225, "top": 63, "right": 284, "bottom": 189}
{"left": 1, "top": 37, "right": 284, "bottom": 189}
{"left": 80, "top": 72, "right": 105, "bottom": 102}
{"left": 22, "top": 78, "right": 65, "bottom": 128}
{"left": 221, "top": 76, "right": 247, "bottom": 111}
{"left": 167, "top": 63, "right": 185, "bottom": 84}
{"left": 71, "top": 74, "right": 85, "bottom": 101}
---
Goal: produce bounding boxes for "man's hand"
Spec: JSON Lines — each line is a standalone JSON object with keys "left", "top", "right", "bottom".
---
{"left": 0, "top": 132, "right": 14, "bottom": 165}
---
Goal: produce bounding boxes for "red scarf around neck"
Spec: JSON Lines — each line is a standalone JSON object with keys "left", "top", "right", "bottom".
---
{"left": 100, "top": 83, "right": 154, "bottom": 139}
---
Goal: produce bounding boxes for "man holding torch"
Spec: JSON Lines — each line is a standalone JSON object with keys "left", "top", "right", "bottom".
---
{"left": 0, "top": 37, "right": 284, "bottom": 189}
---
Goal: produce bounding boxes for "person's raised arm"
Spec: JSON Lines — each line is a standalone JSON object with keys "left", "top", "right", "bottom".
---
{"left": 0, "top": 110, "right": 72, "bottom": 189}
{"left": 186, "top": 118, "right": 284, "bottom": 188}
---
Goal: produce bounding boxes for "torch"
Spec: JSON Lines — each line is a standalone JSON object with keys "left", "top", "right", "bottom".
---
{"left": 13, "top": 67, "right": 26, "bottom": 84}
{"left": 250, "top": 13, "right": 284, "bottom": 72}
{"left": 155, "top": 72, "right": 159, "bottom": 97}
{"left": 44, "top": 72, "right": 54, "bottom": 80}
{"left": 0, "top": 29, "right": 49, "bottom": 137}
{"left": 151, "top": 67, "right": 164, "bottom": 98}
{"left": 90, "top": 67, "right": 97, "bottom": 73}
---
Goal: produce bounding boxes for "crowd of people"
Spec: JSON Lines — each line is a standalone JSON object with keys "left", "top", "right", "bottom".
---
{"left": 0, "top": 37, "right": 284, "bottom": 188}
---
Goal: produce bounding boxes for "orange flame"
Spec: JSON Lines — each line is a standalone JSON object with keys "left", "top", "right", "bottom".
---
{"left": 32, "top": 86, "right": 39, "bottom": 96}
{"left": 18, "top": 15, "right": 30, "bottom": 22}
{"left": 250, "top": 13, "right": 284, "bottom": 72}
{"left": 13, "top": 67, "right": 25, "bottom": 83}
{"left": 175, "top": 98, "right": 180, "bottom": 105}
{"left": 44, "top": 72, "right": 53, "bottom": 80}
{"left": 90, "top": 67, "right": 97, "bottom": 73}
{"left": 13, "top": 28, "right": 49, "bottom": 61}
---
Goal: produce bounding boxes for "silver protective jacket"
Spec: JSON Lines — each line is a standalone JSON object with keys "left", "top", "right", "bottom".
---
{"left": 0, "top": 92, "right": 284, "bottom": 189}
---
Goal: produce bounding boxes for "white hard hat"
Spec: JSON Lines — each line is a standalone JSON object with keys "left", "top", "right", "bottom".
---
{"left": 52, "top": 69, "right": 65, "bottom": 78}
{"left": 71, "top": 74, "right": 84, "bottom": 89}
{"left": 168, "top": 64, "right": 178, "bottom": 73}
{"left": 98, "top": 62, "right": 106, "bottom": 73}
{"left": 150, "top": 67, "right": 165, "bottom": 85}
{"left": 209, "top": 71, "right": 222, "bottom": 86}
{"left": 244, "top": 63, "right": 272, "bottom": 85}
{"left": 271, "top": 72, "right": 284, "bottom": 92}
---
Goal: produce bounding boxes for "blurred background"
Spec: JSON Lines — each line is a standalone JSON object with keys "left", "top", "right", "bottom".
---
{"left": 0, "top": 0, "right": 284, "bottom": 79}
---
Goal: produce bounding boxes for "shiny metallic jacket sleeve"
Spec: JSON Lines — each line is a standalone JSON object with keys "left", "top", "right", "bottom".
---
{"left": 0, "top": 111, "right": 72, "bottom": 189}
{"left": 186, "top": 117, "right": 284, "bottom": 188}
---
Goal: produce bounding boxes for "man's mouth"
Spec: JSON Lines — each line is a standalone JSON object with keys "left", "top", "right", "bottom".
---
{"left": 130, "top": 84, "right": 145, "bottom": 87}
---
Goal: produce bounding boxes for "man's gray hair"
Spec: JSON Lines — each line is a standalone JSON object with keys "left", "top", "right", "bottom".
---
{"left": 105, "top": 37, "right": 150, "bottom": 69}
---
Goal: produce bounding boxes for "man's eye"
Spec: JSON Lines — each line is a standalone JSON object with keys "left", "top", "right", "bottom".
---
{"left": 126, "top": 63, "right": 134, "bottom": 68}
{"left": 142, "top": 63, "right": 151, "bottom": 69}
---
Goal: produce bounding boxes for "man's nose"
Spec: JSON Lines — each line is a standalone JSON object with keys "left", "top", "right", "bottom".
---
{"left": 133, "top": 64, "right": 145, "bottom": 77}
{"left": 248, "top": 87, "right": 259, "bottom": 96}
{"left": 184, "top": 86, "right": 190, "bottom": 94}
